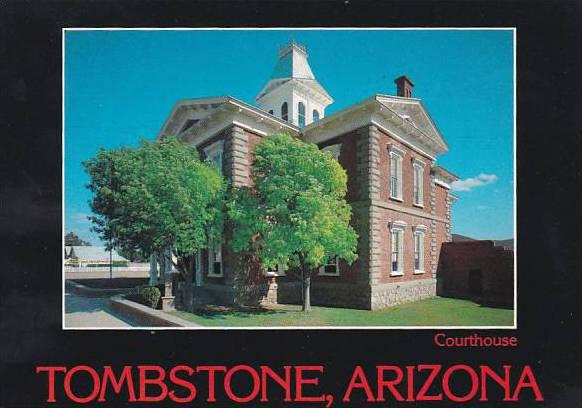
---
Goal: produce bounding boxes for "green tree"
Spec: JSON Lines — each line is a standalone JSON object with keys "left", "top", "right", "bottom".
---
{"left": 228, "top": 133, "right": 358, "bottom": 311}
{"left": 84, "top": 136, "right": 225, "bottom": 308}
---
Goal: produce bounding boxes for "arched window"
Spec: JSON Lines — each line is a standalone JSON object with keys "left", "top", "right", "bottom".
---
{"left": 298, "top": 102, "right": 306, "bottom": 128}
{"left": 281, "top": 102, "right": 288, "bottom": 122}
{"left": 312, "top": 110, "right": 320, "bottom": 123}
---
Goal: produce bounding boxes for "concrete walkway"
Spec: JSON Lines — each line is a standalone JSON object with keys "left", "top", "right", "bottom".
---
{"left": 64, "top": 291, "right": 137, "bottom": 328}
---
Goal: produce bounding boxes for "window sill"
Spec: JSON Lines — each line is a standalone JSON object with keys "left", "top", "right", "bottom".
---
{"left": 318, "top": 273, "right": 340, "bottom": 277}
{"left": 390, "top": 196, "right": 403, "bottom": 203}
{"left": 413, "top": 203, "right": 424, "bottom": 209}
{"left": 207, "top": 274, "right": 223, "bottom": 278}
{"left": 414, "top": 270, "right": 425, "bottom": 275}
{"left": 390, "top": 272, "right": 404, "bottom": 277}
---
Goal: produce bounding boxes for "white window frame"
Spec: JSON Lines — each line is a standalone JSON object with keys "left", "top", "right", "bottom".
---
{"left": 312, "top": 109, "right": 320, "bottom": 123}
{"left": 207, "top": 243, "right": 223, "bottom": 278}
{"left": 298, "top": 101, "right": 306, "bottom": 128}
{"left": 413, "top": 225, "right": 427, "bottom": 274}
{"left": 321, "top": 143, "right": 341, "bottom": 160}
{"left": 203, "top": 140, "right": 224, "bottom": 175}
{"left": 264, "top": 263, "right": 286, "bottom": 277}
{"left": 390, "top": 221, "right": 406, "bottom": 276}
{"left": 319, "top": 256, "right": 340, "bottom": 276}
{"left": 389, "top": 145, "right": 405, "bottom": 201}
{"left": 412, "top": 158, "right": 425, "bottom": 207}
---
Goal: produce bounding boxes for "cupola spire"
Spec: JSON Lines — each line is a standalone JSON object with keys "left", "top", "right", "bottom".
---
{"left": 256, "top": 39, "right": 333, "bottom": 128}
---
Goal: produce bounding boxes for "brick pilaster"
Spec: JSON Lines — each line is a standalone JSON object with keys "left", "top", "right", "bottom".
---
{"left": 429, "top": 176, "right": 438, "bottom": 278}
{"left": 229, "top": 126, "right": 250, "bottom": 187}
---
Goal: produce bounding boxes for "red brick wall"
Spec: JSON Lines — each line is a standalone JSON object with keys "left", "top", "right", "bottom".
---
{"left": 318, "top": 129, "right": 361, "bottom": 203}
{"left": 376, "top": 128, "right": 433, "bottom": 208}
{"left": 437, "top": 241, "right": 514, "bottom": 307}
{"left": 435, "top": 184, "right": 448, "bottom": 220}
{"left": 375, "top": 208, "right": 433, "bottom": 284}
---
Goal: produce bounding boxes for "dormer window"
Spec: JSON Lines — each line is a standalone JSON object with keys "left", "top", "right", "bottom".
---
{"left": 281, "top": 102, "right": 288, "bottom": 122}
{"left": 312, "top": 110, "right": 320, "bottom": 123}
{"left": 298, "top": 102, "right": 306, "bottom": 128}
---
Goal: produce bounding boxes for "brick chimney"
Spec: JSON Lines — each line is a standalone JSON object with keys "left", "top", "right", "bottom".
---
{"left": 395, "top": 75, "right": 414, "bottom": 98}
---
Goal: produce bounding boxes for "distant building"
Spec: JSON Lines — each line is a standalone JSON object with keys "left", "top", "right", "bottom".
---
{"left": 437, "top": 241, "right": 514, "bottom": 307}
{"left": 65, "top": 246, "right": 127, "bottom": 267}
{"left": 155, "top": 40, "right": 458, "bottom": 310}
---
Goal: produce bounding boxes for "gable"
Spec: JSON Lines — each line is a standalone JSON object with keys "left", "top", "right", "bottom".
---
{"left": 376, "top": 95, "right": 448, "bottom": 152}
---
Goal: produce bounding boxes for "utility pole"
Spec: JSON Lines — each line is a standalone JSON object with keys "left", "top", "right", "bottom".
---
{"left": 109, "top": 237, "right": 113, "bottom": 280}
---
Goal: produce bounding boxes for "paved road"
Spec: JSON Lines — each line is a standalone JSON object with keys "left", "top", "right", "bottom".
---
{"left": 64, "top": 291, "right": 137, "bottom": 328}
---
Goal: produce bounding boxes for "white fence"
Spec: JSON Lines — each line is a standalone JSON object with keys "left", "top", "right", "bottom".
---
{"left": 64, "top": 263, "right": 150, "bottom": 273}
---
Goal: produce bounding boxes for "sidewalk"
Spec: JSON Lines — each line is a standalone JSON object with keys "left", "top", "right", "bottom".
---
{"left": 64, "top": 291, "right": 136, "bottom": 328}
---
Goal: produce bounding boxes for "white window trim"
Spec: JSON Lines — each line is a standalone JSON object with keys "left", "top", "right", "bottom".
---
{"left": 389, "top": 145, "right": 404, "bottom": 201}
{"left": 318, "top": 256, "right": 340, "bottom": 276}
{"left": 413, "top": 226, "right": 426, "bottom": 274}
{"left": 207, "top": 243, "right": 223, "bottom": 278}
{"left": 321, "top": 143, "right": 341, "bottom": 160}
{"left": 264, "top": 263, "right": 286, "bottom": 277}
{"left": 389, "top": 222, "right": 406, "bottom": 276}
{"left": 412, "top": 158, "right": 426, "bottom": 208}
{"left": 203, "top": 140, "right": 224, "bottom": 174}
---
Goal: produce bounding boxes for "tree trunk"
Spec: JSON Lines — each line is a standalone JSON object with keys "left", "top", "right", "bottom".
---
{"left": 183, "top": 256, "right": 194, "bottom": 312}
{"left": 301, "top": 262, "right": 312, "bottom": 312}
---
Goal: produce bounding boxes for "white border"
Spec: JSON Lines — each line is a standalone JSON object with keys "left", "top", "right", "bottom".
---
{"left": 62, "top": 27, "right": 517, "bottom": 330}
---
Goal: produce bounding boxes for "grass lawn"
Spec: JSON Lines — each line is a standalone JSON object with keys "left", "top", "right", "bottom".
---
{"left": 171, "top": 297, "right": 514, "bottom": 327}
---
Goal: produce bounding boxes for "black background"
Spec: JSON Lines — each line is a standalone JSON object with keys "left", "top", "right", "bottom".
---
{"left": 1, "top": 1, "right": 581, "bottom": 406}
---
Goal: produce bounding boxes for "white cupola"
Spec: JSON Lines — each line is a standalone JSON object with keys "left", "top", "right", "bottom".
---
{"left": 256, "top": 39, "right": 333, "bottom": 128}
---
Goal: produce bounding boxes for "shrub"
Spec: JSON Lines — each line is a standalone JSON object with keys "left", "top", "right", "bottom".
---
{"left": 138, "top": 285, "right": 161, "bottom": 309}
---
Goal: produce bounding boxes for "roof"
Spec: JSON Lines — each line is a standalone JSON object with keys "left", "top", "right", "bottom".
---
{"left": 303, "top": 94, "right": 449, "bottom": 156}
{"left": 158, "top": 96, "right": 299, "bottom": 140}
{"left": 66, "top": 246, "right": 126, "bottom": 262}
{"left": 255, "top": 41, "right": 333, "bottom": 104}
{"left": 431, "top": 165, "right": 459, "bottom": 181}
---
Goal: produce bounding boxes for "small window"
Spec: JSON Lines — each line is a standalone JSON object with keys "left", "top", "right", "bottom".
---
{"left": 207, "top": 243, "right": 222, "bottom": 277}
{"left": 413, "top": 160, "right": 425, "bottom": 206}
{"left": 414, "top": 165, "right": 422, "bottom": 205}
{"left": 390, "top": 152, "right": 403, "bottom": 200}
{"left": 204, "top": 140, "right": 224, "bottom": 175}
{"left": 321, "top": 143, "right": 341, "bottom": 160}
{"left": 319, "top": 256, "right": 339, "bottom": 276}
{"left": 298, "top": 102, "right": 306, "bottom": 128}
{"left": 312, "top": 110, "right": 320, "bottom": 123}
{"left": 390, "top": 228, "right": 404, "bottom": 276}
{"left": 281, "top": 102, "right": 288, "bottom": 122}
{"left": 414, "top": 231, "right": 425, "bottom": 273}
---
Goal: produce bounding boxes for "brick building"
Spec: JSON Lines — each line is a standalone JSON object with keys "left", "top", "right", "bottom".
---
{"left": 151, "top": 40, "right": 458, "bottom": 310}
{"left": 437, "top": 241, "right": 514, "bottom": 307}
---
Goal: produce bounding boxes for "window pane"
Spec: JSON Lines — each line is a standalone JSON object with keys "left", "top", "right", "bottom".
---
{"left": 281, "top": 102, "right": 288, "bottom": 122}
{"left": 313, "top": 110, "right": 320, "bottom": 123}
{"left": 298, "top": 102, "right": 306, "bottom": 128}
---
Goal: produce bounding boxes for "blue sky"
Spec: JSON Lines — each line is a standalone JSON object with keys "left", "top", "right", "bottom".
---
{"left": 65, "top": 29, "right": 514, "bottom": 244}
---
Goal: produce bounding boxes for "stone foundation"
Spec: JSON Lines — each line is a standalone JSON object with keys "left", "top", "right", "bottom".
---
{"left": 182, "top": 278, "right": 436, "bottom": 311}
{"left": 370, "top": 278, "right": 436, "bottom": 310}
{"left": 277, "top": 281, "right": 372, "bottom": 310}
